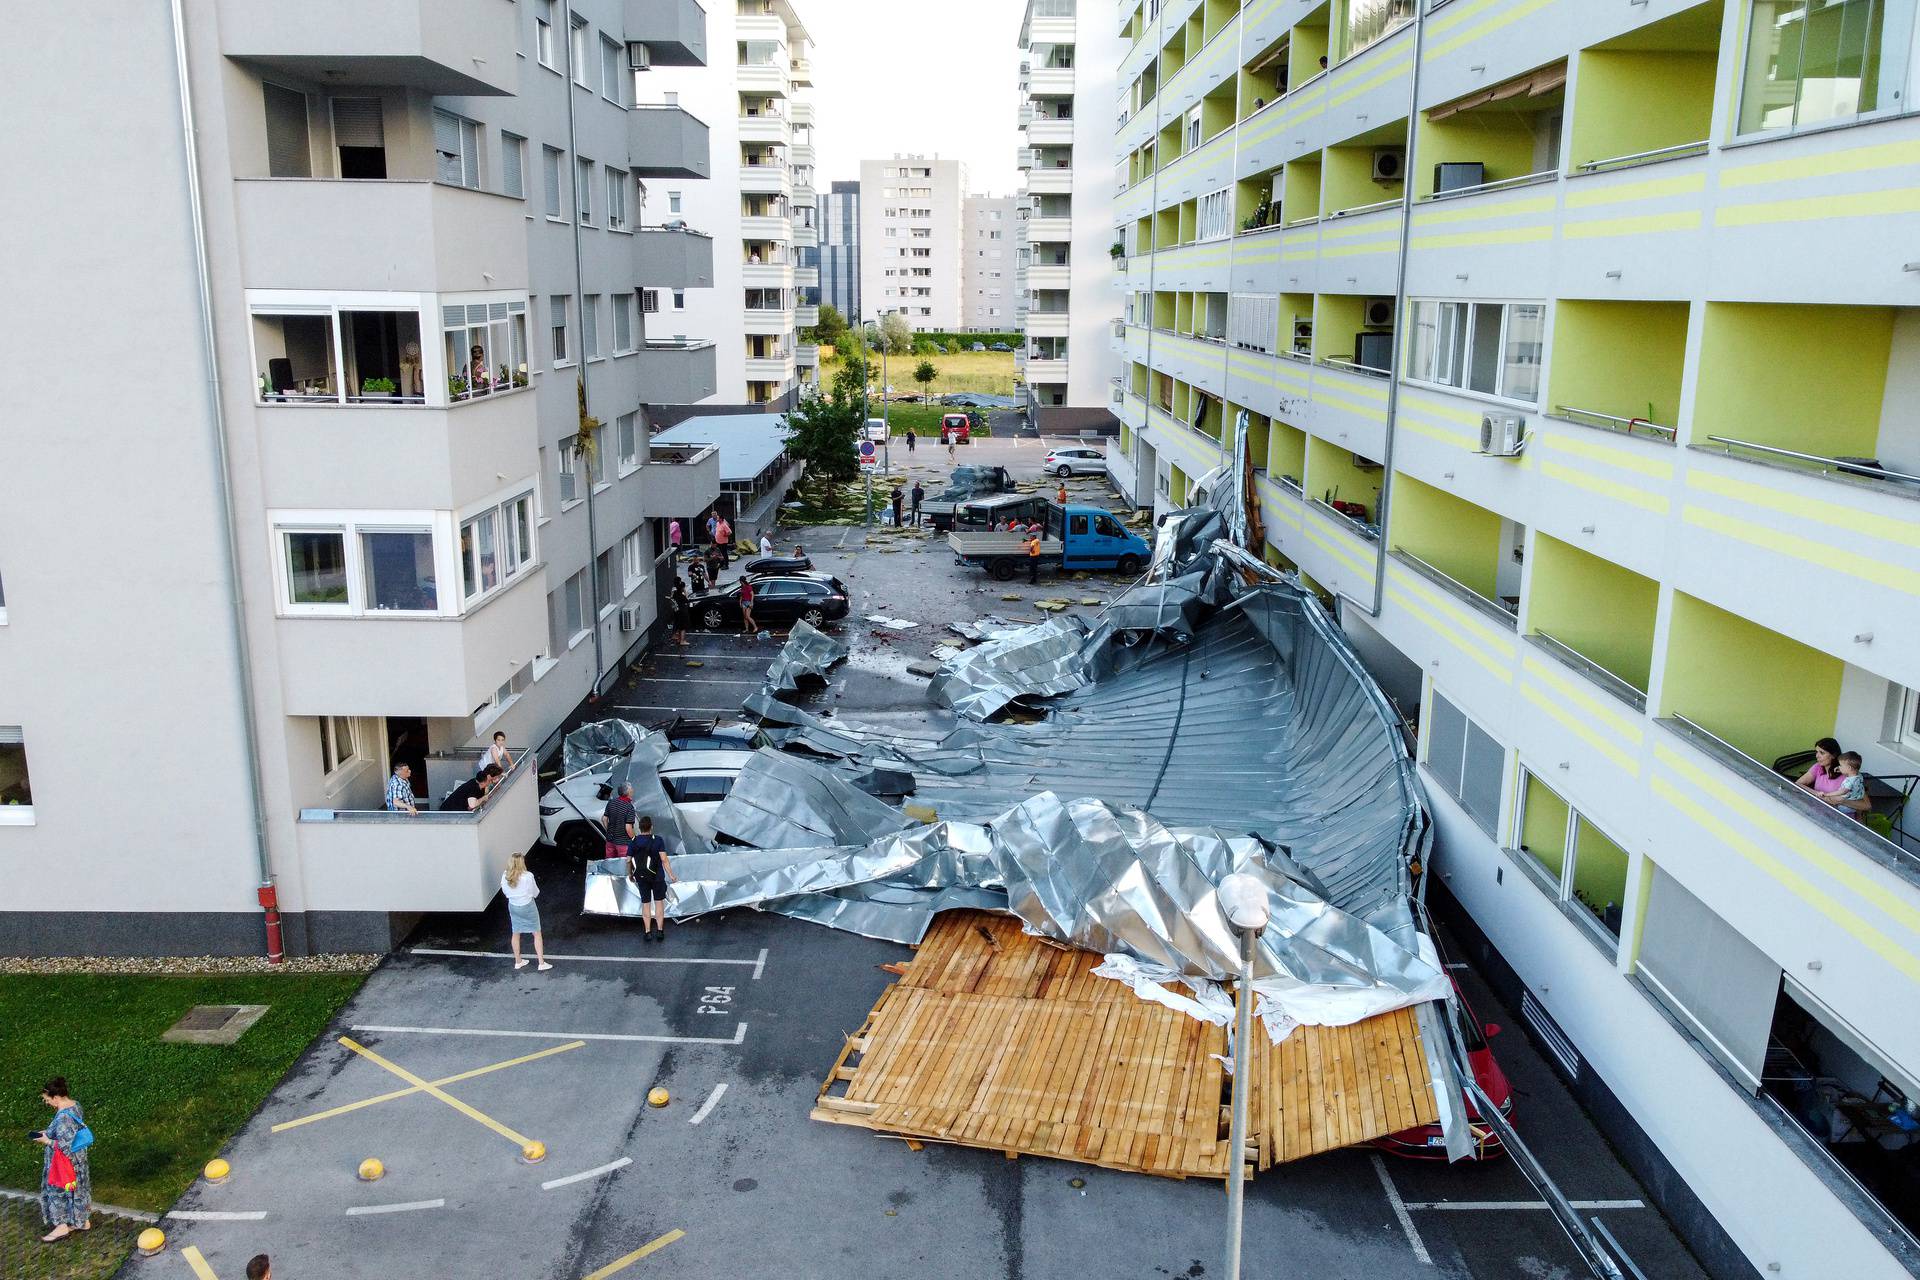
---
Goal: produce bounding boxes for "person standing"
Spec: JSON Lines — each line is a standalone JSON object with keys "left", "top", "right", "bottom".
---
{"left": 906, "top": 428, "right": 916, "bottom": 454}
{"left": 911, "top": 480, "right": 925, "bottom": 527}
{"left": 758, "top": 531, "right": 774, "bottom": 557}
{"left": 385, "top": 763, "right": 418, "bottom": 814}
{"left": 738, "top": 576, "right": 758, "bottom": 634}
{"left": 603, "top": 782, "right": 637, "bottom": 863}
{"left": 627, "top": 815, "right": 675, "bottom": 942}
{"left": 481, "top": 730, "right": 513, "bottom": 776}
{"left": 33, "top": 1078, "right": 91, "bottom": 1242}
{"left": 714, "top": 515, "right": 733, "bottom": 562}
{"left": 688, "top": 556, "right": 708, "bottom": 595}
{"left": 671, "top": 578, "right": 690, "bottom": 647}
{"left": 947, "top": 438, "right": 957, "bottom": 464}
{"left": 668, "top": 518, "right": 682, "bottom": 555}
{"left": 705, "top": 510, "right": 718, "bottom": 546}
{"left": 890, "top": 485, "right": 905, "bottom": 527}
{"left": 1025, "top": 530, "right": 1042, "bottom": 585}
{"left": 1055, "top": 482, "right": 1068, "bottom": 506}
{"left": 501, "top": 854, "right": 550, "bottom": 970}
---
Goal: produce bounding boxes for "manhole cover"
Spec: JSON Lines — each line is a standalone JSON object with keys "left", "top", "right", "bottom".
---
{"left": 162, "top": 1004, "right": 270, "bottom": 1045}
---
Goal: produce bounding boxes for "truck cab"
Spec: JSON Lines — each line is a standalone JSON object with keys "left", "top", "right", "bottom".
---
{"left": 954, "top": 492, "right": 1049, "bottom": 531}
{"left": 1053, "top": 503, "right": 1148, "bottom": 570}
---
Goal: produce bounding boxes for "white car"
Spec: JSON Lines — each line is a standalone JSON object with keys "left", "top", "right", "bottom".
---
{"left": 864, "top": 418, "right": 889, "bottom": 442}
{"left": 537, "top": 747, "right": 751, "bottom": 857}
{"left": 1044, "top": 446, "right": 1108, "bottom": 478}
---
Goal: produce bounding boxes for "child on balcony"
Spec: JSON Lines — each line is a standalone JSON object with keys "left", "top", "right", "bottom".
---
{"left": 1823, "top": 752, "right": 1873, "bottom": 821}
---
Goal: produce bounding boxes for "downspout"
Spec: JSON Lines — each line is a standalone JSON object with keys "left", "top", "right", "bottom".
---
{"left": 1365, "top": 5, "right": 1429, "bottom": 619}
{"left": 169, "top": 0, "right": 281, "bottom": 961}
{"left": 563, "top": 0, "right": 607, "bottom": 694}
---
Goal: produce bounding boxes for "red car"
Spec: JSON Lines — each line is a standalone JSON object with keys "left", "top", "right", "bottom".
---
{"left": 1372, "top": 986, "right": 1514, "bottom": 1160}
{"left": 939, "top": 413, "right": 971, "bottom": 444}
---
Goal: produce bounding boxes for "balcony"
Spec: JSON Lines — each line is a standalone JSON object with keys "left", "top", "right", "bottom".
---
{"left": 738, "top": 111, "right": 791, "bottom": 145}
{"left": 736, "top": 60, "right": 790, "bottom": 95}
{"left": 790, "top": 55, "right": 812, "bottom": 87}
{"left": 1547, "top": 300, "right": 1687, "bottom": 444}
{"left": 739, "top": 161, "right": 792, "bottom": 195}
{"left": 739, "top": 213, "right": 793, "bottom": 241}
{"left": 638, "top": 442, "right": 721, "bottom": 514}
{"left": 796, "top": 343, "right": 820, "bottom": 366}
{"left": 1567, "top": 7, "right": 1715, "bottom": 177}
{"left": 1027, "top": 166, "right": 1073, "bottom": 194}
{"left": 735, "top": 12, "right": 788, "bottom": 44}
{"left": 632, "top": 339, "right": 718, "bottom": 404}
{"left": 790, "top": 100, "right": 813, "bottom": 127}
{"left": 793, "top": 264, "right": 819, "bottom": 288}
{"left": 1525, "top": 533, "right": 1657, "bottom": 709}
{"left": 623, "top": 0, "right": 707, "bottom": 65}
{"left": 1028, "top": 116, "right": 1075, "bottom": 145}
{"left": 794, "top": 302, "right": 819, "bottom": 328}
{"left": 743, "top": 304, "right": 795, "bottom": 336}
{"left": 745, "top": 351, "right": 795, "bottom": 381}
{"left": 1027, "top": 261, "right": 1070, "bottom": 290}
{"left": 1025, "top": 358, "right": 1069, "bottom": 384}
{"left": 233, "top": 179, "right": 525, "bottom": 293}
{"left": 1027, "top": 216, "right": 1071, "bottom": 241}
{"left": 790, "top": 221, "right": 818, "bottom": 248}
{"left": 217, "top": 0, "right": 516, "bottom": 96}
{"left": 1388, "top": 475, "right": 1523, "bottom": 622}
{"left": 628, "top": 105, "right": 710, "bottom": 178}
{"left": 741, "top": 258, "right": 794, "bottom": 288}
{"left": 296, "top": 753, "right": 538, "bottom": 914}
{"left": 633, "top": 226, "right": 715, "bottom": 288}
{"left": 1016, "top": 146, "right": 1037, "bottom": 169}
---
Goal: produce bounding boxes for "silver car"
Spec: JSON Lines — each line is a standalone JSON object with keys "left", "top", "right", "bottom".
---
{"left": 1044, "top": 446, "right": 1108, "bottom": 478}
{"left": 538, "top": 747, "right": 751, "bottom": 857}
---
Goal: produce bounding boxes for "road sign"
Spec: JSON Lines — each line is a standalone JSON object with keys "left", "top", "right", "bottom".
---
{"left": 858, "top": 440, "right": 878, "bottom": 468}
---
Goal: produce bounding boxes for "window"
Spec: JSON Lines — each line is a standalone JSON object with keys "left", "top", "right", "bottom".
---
{"left": 543, "top": 146, "right": 564, "bottom": 218}
{"left": 612, "top": 293, "right": 633, "bottom": 351}
{"left": 500, "top": 132, "right": 526, "bottom": 199}
{"left": 558, "top": 437, "right": 580, "bottom": 503}
{"left": 1637, "top": 863, "right": 1781, "bottom": 1089}
{"left": 1344, "top": 0, "right": 1414, "bottom": 60}
{"left": 564, "top": 569, "right": 588, "bottom": 640}
{"left": 361, "top": 528, "right": 438, "bottom": 611}
{"left": 432, "top": 109, "right": 482, "bottom": 189}
{"left": 1738, "top": 0, "right": 1912, "bottom": 135}
{"left": 442, "top": 299, "right": 529, "bottom": 400}
{"left": 536, "top": 0, "right": 555, "bottom": 67}
{"left": 672, "top": 290, "right": 686, "bottom": 309}
{"left": 570, "top": 16, "right": 592, "bottom": 86}
{"left": 622, "top": 529, "right": 648, "bottom": 593}
{"left": 330, "top": 97, "right": 386, "bottom": 178}
{"left": 550, "top": 294, "right": 571, "bottom": 364}
{"left": 459, "top": 489, "right": 537, "bottom": 604}
{"left": 275, "top": 515, "right": 461, "bottom": 617}
{"left": 595, "top": 549, "right": 615, "bottom": 612}
{"left": 668, "top": 191, "right": 682, "bottom": 214}
{"left": 1186, "top": 104, "right": 1203, "bottom": 150}
{"left": 319, "top": 716, "right": 360, "bottom": 779}
{"left": 0, "top": 727, "right": 33, "bottom": 821}
{"left": 263, "top": 82, "right": 310, "bottom": 178}
{"left": 1896, "top": 685, "right": 1920, "bottom": 759}
{"left": 283, "top": 530, "right": 349, "bottom": 609}
{"left": 641, "top": 289, "right": 659, "bottom": 314}
{"left": 1423, "top": 690, "right": 1505, "bottom": 837}
{"left": 583, "top": 294, "right": 601, "bottom": 359}
{"left": 1406, "top": 300, "right": 1544, "bottom": 402}
{"left": 617, "top": 412, "right": 639, "bottom": 471}
{"left": 1197, "top": 189, "right": 1231, "bottom": 241}
{"left": 606, "top": 168, "right": 628, "bottom": 229}
{"left": 1509, "top": 770, "right": 1630, "bottom": 944}
{"left": 504, "top": 492, "right": 535, "bottom": 573}
{"left": 1228, "top": 293, "right": 1277, "bottom": 353}
{"left": 601, "top": 36, "right": 625, "bottom": 104}
{"left": 576, "top": 157, "right": 594, "bottom": 223}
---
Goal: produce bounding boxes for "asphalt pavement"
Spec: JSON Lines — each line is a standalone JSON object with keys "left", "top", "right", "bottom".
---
{"left": 149, "top": 438, "right": 1712, "bottom": 1280}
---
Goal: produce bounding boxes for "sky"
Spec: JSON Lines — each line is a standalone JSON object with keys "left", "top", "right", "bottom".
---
{"left": 797, "top": 0, "right": 1028, "bottom": 196}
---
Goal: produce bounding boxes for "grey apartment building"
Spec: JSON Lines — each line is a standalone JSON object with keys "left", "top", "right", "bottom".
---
{"left": 0, "top": 1, "right": 733, "bottom": 957}
{"left": 818, "top": 179, "right": 861, "bottom": 321}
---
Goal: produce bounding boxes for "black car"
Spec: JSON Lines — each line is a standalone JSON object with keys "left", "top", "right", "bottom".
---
{"left": 741, "top": 553, "right": 814, "bottom": 577}
{"left": 687, "top": 574, "right": 849, "bottom": 630}
{"left": 988, "top": 342, "right": 1012, "bottom": 352}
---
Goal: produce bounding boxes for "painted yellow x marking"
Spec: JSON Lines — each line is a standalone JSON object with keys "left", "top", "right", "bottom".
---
{"left": 583, "top": 1229, "right": 686, "bottom": 1279}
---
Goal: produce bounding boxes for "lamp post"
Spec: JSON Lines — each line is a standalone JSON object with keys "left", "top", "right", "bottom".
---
{"left": 1217, "top": 872, "right": 1272, "bottom": 1279}
{"left": 859, "top": 318, "right": 874, "bottom": 529}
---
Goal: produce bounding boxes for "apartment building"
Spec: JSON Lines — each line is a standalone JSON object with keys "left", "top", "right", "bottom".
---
{"left": 1, "top": 0, "right": 728, "bottom": 958}
{"left": 962, "top": 194, "right": 1021, "bottom": 331}
{"left": 859, "top": 155, "right": 967, "bottom": 330}
{"left": 1015, "top": 0, "right": 1126, "bottom": 437}
{"left": 647, "top": 0, "right": 820, "bottom": 404}
{"left": 1110, "top": 1, "right": 1920, "bottom": 1276}
{"left": 819, "top": 179, "right": 862, "bottom": 320}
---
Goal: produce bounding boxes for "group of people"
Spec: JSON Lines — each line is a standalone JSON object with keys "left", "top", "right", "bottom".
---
{"left": 1792, "top": 737, "right": 1875, "bottom": 820}
{"left": 383, "top": 732, "right": 515, "bottom": 815}
{"left": 888, "top": 481, "right": 926, "bottom": 527}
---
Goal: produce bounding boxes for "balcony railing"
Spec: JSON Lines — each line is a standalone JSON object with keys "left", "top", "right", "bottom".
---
{"left": 1702, "top": 436, "right": 1920, "bottom": 490}
{"left": 1526, "top": 631, "right": 1647, "bottom": 712}
{"left": 1310, "top": 497, "right": 1382, "bottom": 542}
{"left": 649, "top": 442, "right": 717, "bottom": 466}
{"left": 1419, "top": 168, "right": 1558, "bottom": 203}
{"left": 1552, "top": 406, "right": 1676, "bottom": 443}
{"left": 1574, "top": 140, "right": 1708, "bottom": 174}
{"left": 1392, "top": 548, "right": 1512, "bottom": 623}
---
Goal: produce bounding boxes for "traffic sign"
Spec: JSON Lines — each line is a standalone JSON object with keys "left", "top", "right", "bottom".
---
{"left": 858, "top": 440, "right": 878, "bottom": 467}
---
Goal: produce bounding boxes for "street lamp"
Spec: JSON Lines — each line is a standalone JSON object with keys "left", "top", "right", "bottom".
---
{"left": 1217, "top": 871, "right": 1272, "bottom": 1279}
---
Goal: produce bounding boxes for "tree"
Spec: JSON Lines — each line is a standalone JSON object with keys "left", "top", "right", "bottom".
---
{"left": 913, "top": 360, "right": 937, "bottom": 392}
{"left": 805, "top": 303, "right": 848, "bottom": 349}
{"left": 878, "top": 312, "right": 913, "bottom": 356}
{"left": 944, "top": 338, "right": 962, "bottom": 355}
{"left": 785, "top": 377, "right": 863, "bottom": 483}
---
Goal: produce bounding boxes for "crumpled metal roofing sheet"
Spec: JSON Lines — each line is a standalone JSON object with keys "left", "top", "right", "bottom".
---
{"left": 758, "top": 619, "right": 848, "bottom": 696}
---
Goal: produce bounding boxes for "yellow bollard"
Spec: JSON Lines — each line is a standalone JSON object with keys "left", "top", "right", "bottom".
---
{"left": 203, "top": 1158, "right": 230, "bottom": 1184}
{"left": 520, "top": 1140, "right": 547, "bottom": 1164}
{"left": 357, "top": 1157, "right": 385, "bottom": 1182}
{"left": 647, "top": 1087, "right": 671, "bottom": 1108}
{"left": 136, "top": 1227, "right": 167, "bottom": 1256}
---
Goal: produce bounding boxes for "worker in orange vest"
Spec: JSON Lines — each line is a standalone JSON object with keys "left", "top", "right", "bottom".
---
{"left": 1024, "top": 530, "right": 1042, "bottom": 585}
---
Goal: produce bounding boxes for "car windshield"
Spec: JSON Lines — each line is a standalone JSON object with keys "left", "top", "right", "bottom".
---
{"left": 665, "top": 774, "right": 735, "bottom": 803}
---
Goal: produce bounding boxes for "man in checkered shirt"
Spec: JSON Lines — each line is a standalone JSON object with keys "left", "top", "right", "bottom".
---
{"left": 385, "top": 763, "right": 419, "bottom": 815}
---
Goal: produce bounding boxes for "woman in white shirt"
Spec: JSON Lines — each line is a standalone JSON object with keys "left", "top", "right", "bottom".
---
{"left": 501, "top": 854, "right": 550, "bottom": 971}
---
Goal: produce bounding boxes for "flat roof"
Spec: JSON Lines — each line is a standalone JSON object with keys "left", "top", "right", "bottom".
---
{"left": 651, "top": 414, "right": 791, "bottom": 483}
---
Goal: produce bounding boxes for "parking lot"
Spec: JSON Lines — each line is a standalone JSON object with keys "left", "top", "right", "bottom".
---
{"left": 152, "top": 436, "right": 1710, "bottom": 1279}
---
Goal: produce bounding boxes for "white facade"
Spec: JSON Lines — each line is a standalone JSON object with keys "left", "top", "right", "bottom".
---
{"left": 858, "top": 154, "right": 966, "bottom": 330}
{"left": 962, "top": 194, "right": 1020, "bottom": 332}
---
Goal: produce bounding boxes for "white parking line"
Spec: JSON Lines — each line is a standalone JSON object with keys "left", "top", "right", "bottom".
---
{"left": 1403, "top": 1199, "right": 1646, "bottom": 1211}
{"left": 167, "top": 1210, "right": 268, "bottom": 1221}
{"left": 542, "top": 1157, "right": 633, "bottom": 1191}
{"left": 631, "top": 676, "right": 765, "bottom": 686}
{"left": 411, "top": 947, "right": 765, "bottom": 974}
{"left": 345, "top": 1198, "right": 445, "bottom": 1216}
{"left": 604, "top": 703, "right": 742, "bottom": 715}
{"left": 688, "top": 1083, "right": 728, "bottom": 1125}
{"left": 350, "top": 1023, "right": 749, "bottom": 1046}
{"left": 1370, "top": 1153, "right": 1434, "bottom": 1266}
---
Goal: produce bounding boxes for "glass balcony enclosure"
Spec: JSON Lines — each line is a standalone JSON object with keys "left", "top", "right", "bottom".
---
{"left": 249, "top": 290, "right": 529, "bottom": 407}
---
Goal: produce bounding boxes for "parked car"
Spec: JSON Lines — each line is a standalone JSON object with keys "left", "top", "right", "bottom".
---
{"left": 938, "top": 413, "right": 972, "bottom": 444}
{"left": 1372, "top": 984, "right": 1514, "bottom": 1160}
{"left": 970, "top": 342, "right": 986, "bottom": 352}
{"left": 657, "top": 749, "right": 753, "bottom": 842}
{"left": 988, "top": 342, "right": 1012, "bottom": 352}
{"left": 687, "top": 574, "right": 849, "bottom": 631}
{"left": 1045, "top": 446, "right": 1109, "bottom": 478}
{"left": 659, "top": 716, "right": 765, "bottom": 754}
{"left": 864, "top": 417, "right": 889, "bottom": 442}
{"left": 537, "top": 746, "right": 753, "bottom": 858}
{"left": 742, "top": 552, "right": 814, "bottom": 577}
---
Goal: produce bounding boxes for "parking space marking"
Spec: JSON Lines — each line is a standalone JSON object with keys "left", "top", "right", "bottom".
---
{"left": 604, "top": 703, "right": 742, "bottom": 715}
{"left": 344, "top": 1198, "right": 446, "bottom": 1216}
{"left": 1369, "top": 1153, "right": 1434, "bottom": 1266}
{"left": 180, "top": 1246, "right": 220, "bottom": 1280}
{"left": 167, "top": 1210, "right": 267, "bottom": 1222}
{"left": 688, "top": 1083, "right": 728, "bottom": 1125}
{"left": 631, "top": 676, "right": 765, "bottom": 686}
{"left": 412, "top": 948, "right": 765, "bottom": 975}
{"left": 339, "top": 1036, "right": 536, "bottom": 1147}
{"left": 271, "top": 1040, "right": 585, "bottom": 1133}
{"left": 583, "top": 1228, "right": 686, "bottom": 1279}
{"left": 1403, "top": 1199, "right": 1646, "bottom": 1211}
{"left": 542, "top": 1157, "right": 633, "bottom": 1191}
{"left": 351, "top": 1023, "right": 749, "bottom": 1046}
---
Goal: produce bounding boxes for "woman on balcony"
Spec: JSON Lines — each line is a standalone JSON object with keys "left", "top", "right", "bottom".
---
{"left": 467, "top": 344, "right": 492, "bottom": 396}
{"left": 1793, "top": 738, "right": 1847, "bottom": 797}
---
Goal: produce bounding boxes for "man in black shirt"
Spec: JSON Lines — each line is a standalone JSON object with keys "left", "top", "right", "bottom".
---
{"left": 602, "top": 782, "right": 637, "bottom": 861}
{"left": 628, "top": 815, "right": 674, "bottom": 943}
{"left": 441, "top": 763, "right": 502, "bottom": 811}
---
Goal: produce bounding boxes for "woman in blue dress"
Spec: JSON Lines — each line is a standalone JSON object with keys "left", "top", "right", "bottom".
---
{"left": 34, "top": 1077, "right": 92, "bottom": 1242}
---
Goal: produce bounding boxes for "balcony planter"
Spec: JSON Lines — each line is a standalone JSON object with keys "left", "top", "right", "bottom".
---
{"left": 361, "top": 376, "right": 398, "bottom": 401}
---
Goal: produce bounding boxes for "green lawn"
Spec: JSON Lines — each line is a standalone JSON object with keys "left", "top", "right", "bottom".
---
{"left": 0, "top": 974, "right": 363, "bottom": 1213}
{"left": 822, "top": 346, "right": 1018, "bottom": 397}
{"left": 866, "top": 404, "right": 994, "bottom": 437}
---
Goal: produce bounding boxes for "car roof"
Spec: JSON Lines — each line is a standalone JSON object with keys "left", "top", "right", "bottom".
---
{"left": 660, "top": 749, "right": 754, "bottom": 773}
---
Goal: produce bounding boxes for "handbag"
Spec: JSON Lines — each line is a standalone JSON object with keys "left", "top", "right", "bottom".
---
{"left": 57, "top": 1107, "right": 93, "bottom": 1154}
{"left": 47, "top": 1146, "right": 77, "bottom": 1192}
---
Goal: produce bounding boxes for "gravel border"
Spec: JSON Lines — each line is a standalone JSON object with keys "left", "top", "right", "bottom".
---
{"left": 0, "top": 954, "right": 380, "bottom": 976}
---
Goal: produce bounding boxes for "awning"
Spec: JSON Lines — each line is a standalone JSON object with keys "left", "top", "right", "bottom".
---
{"left": 1426, "top": 59, "right": 1567, "bottom": 123}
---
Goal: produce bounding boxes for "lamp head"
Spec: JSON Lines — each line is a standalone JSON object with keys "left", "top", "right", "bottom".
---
{"left": 1218, "top": 872, "right": 1270, "bottom": 932}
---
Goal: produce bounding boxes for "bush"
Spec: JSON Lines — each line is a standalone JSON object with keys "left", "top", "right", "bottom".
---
{"left": 944, "top": 339, "right": 962, "bottom": 354}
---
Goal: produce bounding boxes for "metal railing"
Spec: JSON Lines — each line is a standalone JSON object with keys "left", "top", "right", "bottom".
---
{"left": 1320, "top": 356, "right": 1393, "bottom": 379}
{"left": 1421, "top": 168, "right": 1558, "bottom": 203}
{"left": 1282, "top": 212, "right": 1322, "bottom": 229}
{"left": 1391, "top": 548, "right": 1514, "bottom": 625}
{"left": 1327, "top": 197, "right": 1402, "bottom": 219}
{"left": 305, "top": 748, "right": 532, "bottom": 823}
{"left": 1703, "top": 436, "right": 1920, "bottom": 487}
{"left": 649, "top": 442, "right": 717, "bottom": 465}
{"left": 1527, "top": 631, "right": 1647, "bottom": 712}
{"left": 1310, "top": 497, "right": 1382, "bottom": 542}
{"left": 1575, "top": 139, "right": 1708, "bottom": 173}
{"left": 1553, "top": 406, "right": 1676, "bottom": 442}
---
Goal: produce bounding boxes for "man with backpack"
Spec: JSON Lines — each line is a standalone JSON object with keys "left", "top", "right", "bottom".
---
{"left": 627, "top": 816, "right": 675, "bottom": 942}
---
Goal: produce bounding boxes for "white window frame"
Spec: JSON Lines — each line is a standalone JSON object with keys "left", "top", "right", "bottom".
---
{"left": 621, "top": 529, "right": 648, "bottom": 595}
{"left": 612, "top": 293, "right": 634, "bottom": 353}
{"left": 458, "top": 481, "right": 540, "bottom": 607}
{"left": 1893, "top": 685, "right": 1920, "bottom": 760}
{"left": 558, "top": 437, "right": 581, "bottom": 506}
{"left": 617, "top": 411, "right": 640, "bottom": 475}
{"left": 1186, "top": 104, "right": 1203, "bottom": 150}
{"left": 535, "top": 0, "right": 556, "bottom": 68}
{"left": 550, "top": 294, "right": 573, "bottom": 366}
{"left": 0, "top": 726, "right": 33, "bottom": 824}
{"left": 543, "top": 145, "right": 565, "bottom": 220}
{"left": 569, "top": 15, "right": 592, "bottom": 87}
{"left": 269, "top": 508, "right": 460, "bottom": 619}
{"left": 1197, "top": 188, "right": 1231, "bottom": 241}
{"left": 500, "top": 131, "right": 527, "bottom": 200}
{"left": 575, "top": 156, "right": 594, "bottom": 225}
{"left": 601, "top": 35, "right": 625, "bottom": 105}
{"left": 441, "top": 295, "right": 531, "bottom": 402}
{"left": 606, "top": 168, "right": 629, "bottom": 230}
{"left": 432, "top": 109, "right": 482, "bottom": 189}
{"left": 583, "top": 293, "right": 602, "bottom": 360}
{"left": 564, "top": 570, "right": 589, "bottom": 645}
{"left": 246, "top": 289, "right": 457, "bottom": 408}
{"left": 1510, "top": 766, "right": 1631, "bottom": 947}
{"left": 319, "top": 715, "right": 364, "bottom": 784}
{"left": 1404, "top": 298, "right": 1544, "bottom": 405}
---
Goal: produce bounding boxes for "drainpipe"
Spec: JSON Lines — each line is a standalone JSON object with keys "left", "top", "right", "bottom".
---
{"left": 563, "top": 0, "right": 607, "bottom": 694}
{"left": 1366, "top": 6, "right": 1430, "bottom": 620}
{"left": 169, "top": 0, "right": 280, "bottom": 961}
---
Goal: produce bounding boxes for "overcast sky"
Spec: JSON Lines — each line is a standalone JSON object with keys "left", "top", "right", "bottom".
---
{"left": 799, "top": 0, "right": 1027, "bottom": 196}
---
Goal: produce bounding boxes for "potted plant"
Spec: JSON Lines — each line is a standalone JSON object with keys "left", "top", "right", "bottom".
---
{"left": 1109, "top": 241, "right": 1125, "bottom": 259}
{"left": 448, "top": 373, "right": 469, "bottom": 400}
{"left": 361, "top": 375, "right": 397, "bottom": 400}
{"left": 513, "top": 363, "right": 530, "bottom": 388}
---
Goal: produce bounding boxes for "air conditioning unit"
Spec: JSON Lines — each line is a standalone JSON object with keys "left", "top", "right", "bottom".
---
{"left": 1362, "top": 297, "right": 1395, "bottom": 328}
{"left": 1372, "top": 148, "right": 1405, "bottom": 183}
{"left": 618, "top": 606, "right": 641, "bottom": 633}
{"left": 1478, "top": 413, "right": 1529, "bottom": 457}
{"left": 625, "top": 41, "right": 652, "bottom": 72}
{"left": 1292, "top": 318, "right": 1314, "bottom": 353}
